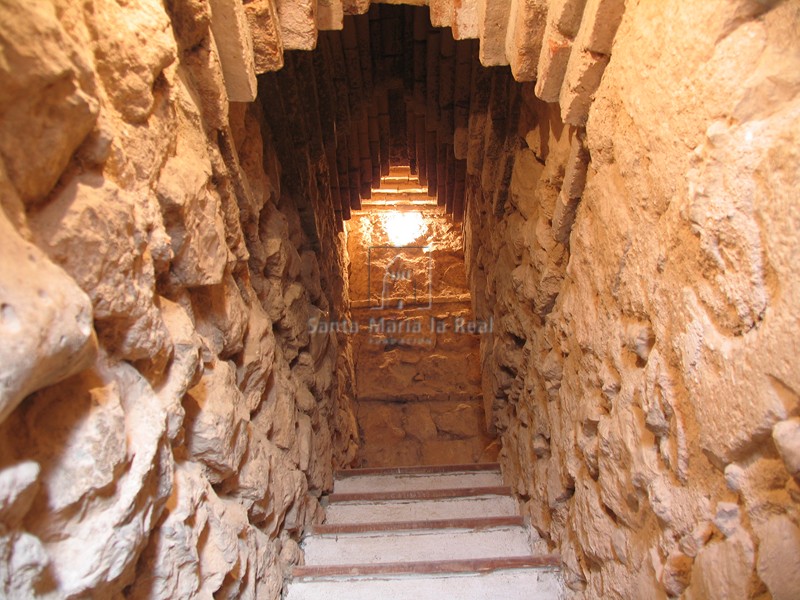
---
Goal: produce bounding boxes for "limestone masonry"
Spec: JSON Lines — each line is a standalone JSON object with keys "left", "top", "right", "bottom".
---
{"left": 0, "top": 1, "right": 798, "bottom": 599}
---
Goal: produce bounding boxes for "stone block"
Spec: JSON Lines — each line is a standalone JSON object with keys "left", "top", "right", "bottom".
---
{"left": 275, "top": 0, "right": 318, "bottom": 51}
{"left": 695, "top": 364, "right": 787, "bottom": 467}
{"left": 505, "top": 0, "right": 548, "bottom": 81}
{"left": 754, "top": 514, "right": 800, "bottom": 600}
{"left": 156, "top": 121, "right": 228, "bottom": 288}
{"left": 236, "top": 302, "right": 276, "bottom": 413}
{"left": 254, "top": 352, "right": 297, "bottom": 451}
{"left": 509, "top": 148, "right": 545, "bottom": 220}
{"left": 278, "top": 281, "right": 310, "bottom": 361}
{"left": 243, "top": 0, "right": 285, "bottom": 73}
{"left": 157, "top": 298, "right": 203, "bottom": 442}
{"left": 576, "top": 0, "right": 625, "bottom": 55}
{"left": 552, "top": 189, "right": 580, "bottom": 245}
{"left": 420, "top": 438, "right": 484, "bottom": 465}
{"left": 561, "top": 131, "right": 590, "bottom": 199}
{"left": 318, "top": 0, "right": 344, "bottom": 30}
{"left": 300, "top": 250, "right": 323, "bottom": 303}
{"left": 405, "top": 404, "right": 439, "bottom": 442}
{"left": 0, "top": 531, "right": 49, "bottom": 598}
{"left": 477, "top": 0, "right": 511, "bottom": 66}
{"left": 192, "top": 272, "right": 250, "bottom": 359}
{"left": 559, "top": 48, "right": 609, "bottom": 125}
{"left": 453, "top": 0, "right": 479, "bottom": 40}
{"left": 223, "top": 432, "right": 275, "bottom": 523}
{"left": 222, "top": 523, "right": 280, "bottom": 599}
{"left": 0, "top": 0, "right": 99, "bottom": 203}
{"left": 534, "top": 23, "right": 573, "bottom": 102}
{"left": 166, "top": 0, "right": 213, "bottom": 51}
{"left": 558, "top": 0, "right": 624, "bottom": 124}
{"left": 262, "top": 451, "right": 307, "bottom": 536}
{"left": 0, "top": 462, "right": 40, "bottom": 528}
{"left": 429, "top": 0, "right": 454, "bottom": 28}
{"left": 0, "top": 203, "right": 96, "bottom": 425}
{"left": 295, "top": 412, "right": 313, "bottom": 471}
{"left": 182, "top": 28, "right": 232, "bottom": 131}
{"left": 569, "top": 480, "right": 617, "bottom": 562}
{"left": 208, "top": 0, "right": 258, "bottom": 101}
{"left": 31, "top": 173, "right": 170, "bottom": 362}
{"left": 341, "top": 0, "right": 370, "bottom": 15}
{"left": 184, "top": 360, "right": 249, "bottom": 483}
{"left": 127, "top": 461, "right": 207, "bottom": 599}
{"left": 548, "top": 0, "right": 588, "bottom": 38}
{"left": 686, "top": 530, "right": 754, "bottom": 600}
{"left": 661, "top": 548, "right": 693, "bottom": 596}
{"left": 15, "top": 360, "right": 171, "bottom": 598}
{"left": 198, "top": 491, "right": 248, "bottom": 596}
{"left": 773, "top": 418, "right": 800, "bottom": 478}
{"left": 92, "top": 0, "right": 177, "bottom": 124}
{"left": 431, "top": 403, "right": 484, "bottom": 438}
{"left": 359, "top": 403, "right": 406, "bottom": 444}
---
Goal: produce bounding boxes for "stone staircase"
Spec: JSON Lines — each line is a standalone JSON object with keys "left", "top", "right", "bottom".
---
{"left": 284, "top": 463, "right": 564, "bottom": 600}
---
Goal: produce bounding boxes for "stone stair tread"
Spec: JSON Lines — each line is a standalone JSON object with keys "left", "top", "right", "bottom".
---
{"left": 332, "top": 469, "right": 503, "bottom": 494}
{"left": 377, "top": 181, "right": 427, "bottom": 190}
{"left": 285, "top": 567, "right": 564, "bottom": 600}
{"left": 374, "top": 187, "right": 429, "bottom": 194}
{"left": 311, "top": 515, "right": 525, "bottom": 535}
{"left": 328, "top": 485, "right": 512, "bottom": 503}
{"left": 387, "top": 166, "right": 413, "bottom": 177}
{"left": 292, "top": 555, "right": 562, "bottom": 579}
{"left": 301, "top": 524, "right": 537, "bottom": 565}
{"left": 367, "top": 190, "right": 433, "bottom": 198}
{"left": 286, "top": 463, "right": 564, "bottom": 599}
{"left": 335, "top": 462, "right": 501, "bottom": 478}
{"left": 323, "top": 494, "right": 519, "bottom": 524}
{"left": 359, "top": 200, "right": 439, "bottom": 208}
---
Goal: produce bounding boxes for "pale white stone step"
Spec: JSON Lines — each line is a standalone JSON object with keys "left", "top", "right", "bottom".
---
{"left": 290, "top": 463, "right": 563, "bottom": 599}
{"left": 332, "top": 469, "right": 503, "bottom": 494}
{"left": 324, "top": 494, "right": 518, "bottom": 524}
{"left": 302, "top": 524, "right": 535, "bottom": 565}
{"left": 369, "top": 188, "right": 432, "bottom": 197}
{"left": 377, "top": 179, "right": 425, "bottom": 190}
{"left": 285, "top": 566, "right": 565, "bottom": 600}
{"left": 387, "top": 165, "right": 413, "bottom": 177}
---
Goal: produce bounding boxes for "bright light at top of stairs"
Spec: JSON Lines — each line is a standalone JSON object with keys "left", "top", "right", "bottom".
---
{"left": 383, "top": 211, "right": 426, "bottom": 246}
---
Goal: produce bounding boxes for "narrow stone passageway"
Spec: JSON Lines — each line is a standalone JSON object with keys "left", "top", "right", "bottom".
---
{"left": 1, "top": 1, "right": 799, "bottom": 599}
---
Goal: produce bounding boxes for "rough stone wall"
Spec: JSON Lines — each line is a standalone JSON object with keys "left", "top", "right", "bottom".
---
{"left": 465, "top": 1, "right": 800, "bottom": 598}
{"left": 345, "top": 186, "right": 495, "bottom": 466}
{"left": 0, "top": 1, "right": 357, "bottom": 598}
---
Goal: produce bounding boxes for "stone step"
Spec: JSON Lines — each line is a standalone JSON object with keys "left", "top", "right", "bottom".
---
{"left": 387, "top": 165, "right": 413, "bottom": 177}
{"left": 323, "top": 492, "right": 518, "bottom": 525}
{"left": 332, "top": 466, "right": 503, "bottom": 494}
{"left": 335, "top": 462, "right": 501, "bottom": 478}
{"left": 301, "top": 523, "right": 537, "bottom": 565}
{"left": 377, "top": 178, "right": 425, "bottom": 190}
{"left": 287, "top": 463, "right": 565, "bottom": 599}
{"left": 287, "top": 558, "right": 563, "bottom": 600}
{"left": 328, "top": 485, "right": 512, "bottom": 504}
{"left": 370, "top": 185, "right": 429, "bottom": 193}
{"left": 358, "top": 199, "right": 439, "bottom": 210}
{"left": 311, "top": 515, "right": 525, "bottom": 535}
{"left": 359, "top": 195, "right": 437, "bottom": 202}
